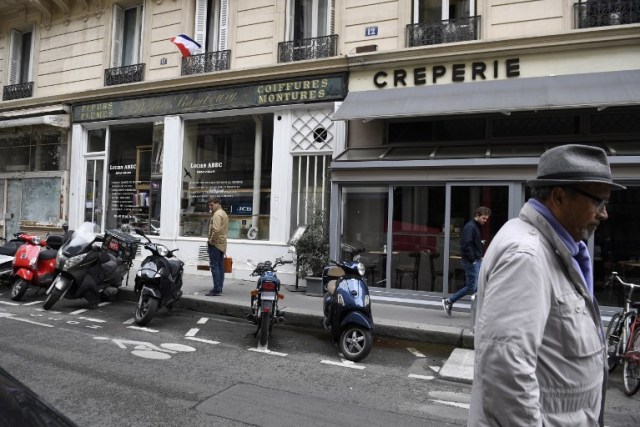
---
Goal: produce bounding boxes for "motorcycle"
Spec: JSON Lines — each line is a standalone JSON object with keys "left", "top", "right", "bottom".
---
{"left": 246, "top": 257, "right": 292, "bottom": 348}
{"left": 133, "top": 227, "right": 184, "bottom": 326}
{"left": 322, "top": 245, "right": 374, "bottom": 362}
{"left": 10, "top": 233, "right": 58, "bottom": 301}
{"left": 43, "top": 223, "right": 139, "bottom": 310}
{"left": 0, "top": 235, "right": 25, "bottom": 287}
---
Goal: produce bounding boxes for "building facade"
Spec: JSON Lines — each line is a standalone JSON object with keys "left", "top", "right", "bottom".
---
{"left": 1, "top": 0, "right": 639, "bottom": 309}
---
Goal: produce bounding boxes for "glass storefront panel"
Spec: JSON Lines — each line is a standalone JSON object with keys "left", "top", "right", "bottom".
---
{"left": 340, "top": 187, "right": 389, "bottom": 287}
{"left": 84, "top": 159, "right": 104, "bottom": 226}
{"left": 446, "top": 185, "right": 508, "bottom": 296}
{"left": 181, "top": 115, "right": 273, "bottom": 240}
{"left": 3, "top": 178, "right": 63, "bottom": 238}
{"left": 389, "top": 186, "right": 446, "bottom": 291}
{"left": 0, "top": 128, "right": 67, "bottom": 172}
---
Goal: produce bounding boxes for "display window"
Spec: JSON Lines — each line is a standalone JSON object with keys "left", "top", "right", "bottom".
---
{"left": 0, "top": 128, "right": 67, "bottom": 172}
{"left": 181, "top": 115, "right": 273, "bottom": 240}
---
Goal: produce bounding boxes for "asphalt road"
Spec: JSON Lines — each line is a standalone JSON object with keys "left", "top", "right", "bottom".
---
{"left": 1, "top": 290, "right": 470, "bottom": 426}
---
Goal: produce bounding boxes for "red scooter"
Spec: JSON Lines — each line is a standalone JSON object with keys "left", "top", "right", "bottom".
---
{"left": 10, "top": 234, "right": 60, "bottom": 301}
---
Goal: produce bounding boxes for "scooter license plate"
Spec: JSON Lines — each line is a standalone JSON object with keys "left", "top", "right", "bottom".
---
{"left": 261, "top": 291, "right": 276, "bottom": 301}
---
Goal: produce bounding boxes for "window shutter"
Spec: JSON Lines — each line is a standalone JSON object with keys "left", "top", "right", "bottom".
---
{"left": 329, "top": 0, "right": 335, "bottom": 35}
{"left": 111, "top": 4, "right": 124, "bottom": 67}
{"left": 286, "top": 0, "right": 294, "bottom": 41}
{"left": 194, "top": 0, "right": 207, "bottom": 52}
{"left": 26, "top": 26, "right": 35, "bottom": 81}
{"left": 218, "top": 0, "right": 229, "bottom": 51}
{"left": 8, "top": 29, "right": 22, "bottom": 84}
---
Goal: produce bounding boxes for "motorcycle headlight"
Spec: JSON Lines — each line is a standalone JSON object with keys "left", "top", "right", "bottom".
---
{"left": 64, "top": 253, "right": 86, "bottom": 270}
{"left": 357, "top": 262, "right": 366, "bottom": 276}
{"left": 157, "top": 245, "right": 169, "bottom": 257}
{"left": 337, "top": 294, "right": 345, "bottom": 306}
{"left": 364, "top": 295, "right": 370, "bottom": 307}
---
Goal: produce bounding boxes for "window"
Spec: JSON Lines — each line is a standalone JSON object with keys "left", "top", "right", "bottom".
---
{"left": 288, "top": 0, "right": 333, "bottom": 40}
{"left": 414, "top": 0, "right": 475, "bottom": 22}
{"left": 111, "top": 3, "right": 144, "bottom": 67}
{"left": 194, "top": 0, "right": 228, "bottom": 52}
{"left": 0, "top": 128, "right": 67, "bottom": 173}
{"left": 8, "top": 27, "right": 34, "bottom": 85}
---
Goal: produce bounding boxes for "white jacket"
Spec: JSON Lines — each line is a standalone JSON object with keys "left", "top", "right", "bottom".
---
{"left": 469, "top": 202, "right": 606, "bottom": 426}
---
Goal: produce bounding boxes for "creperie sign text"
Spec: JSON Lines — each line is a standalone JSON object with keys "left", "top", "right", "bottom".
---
{"left": 373, "top": 58, "right": 520, "bottom": 88}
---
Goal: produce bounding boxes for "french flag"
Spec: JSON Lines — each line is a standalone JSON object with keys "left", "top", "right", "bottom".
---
{"left": 170, "top": 34, "right": 202, "bottom": 57}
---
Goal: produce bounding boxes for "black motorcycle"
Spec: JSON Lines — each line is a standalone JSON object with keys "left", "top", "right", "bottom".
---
{"left": 133, "top": 228, "right": 184, "bottom": 326}
{"left": 43, "top": 224, "right": 139, "bottom": 310}
{"left": 0, "top": 235, "right": 25, "bottom": 287}
{"left": 247, "top": 257, "right": 292, "bottom": 348}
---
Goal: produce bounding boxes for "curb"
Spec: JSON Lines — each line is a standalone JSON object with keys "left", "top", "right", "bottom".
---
{"left": 117, "top": 289, "right": 474, "bottom": 348}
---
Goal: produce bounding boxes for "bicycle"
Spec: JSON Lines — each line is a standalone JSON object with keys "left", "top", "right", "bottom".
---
{"left": 605, "top": 272, "right": 640, "bottom": 396}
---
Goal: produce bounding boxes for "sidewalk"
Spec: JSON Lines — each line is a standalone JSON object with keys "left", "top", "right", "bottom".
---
{"left": 117, "top": 272, "right": 476, "bottom": 383}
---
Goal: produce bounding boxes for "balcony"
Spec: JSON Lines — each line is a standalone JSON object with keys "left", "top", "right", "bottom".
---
{"left": 181, "top": 50, "right": 231, "bottom": 76}
{"left": 3, "top": 82, "right": 34, "bottom": 101}
{"left": 104, "top": 64, "right": 145, "bottom": 86}
{"left": 278, "top": 34, "right": 338, "bottom": 63}
{"left": 407, "top": 16, "right": 481, "bottom": 47}
{"left": 575, "top": 0, "right": 640, "bottom": 28}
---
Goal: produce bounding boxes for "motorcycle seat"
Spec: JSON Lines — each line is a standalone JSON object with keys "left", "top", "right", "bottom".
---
{"left": 167, "top": 259, "right": 183, "bottom": 277}
{"left": 326, "top": 279, "right": 337, "bottom": 295}
{"left": 39, "top": 249, "right": 58, "bottom": 260}
{"left": 0, "top": 246, "right": 18, "bottom": 256}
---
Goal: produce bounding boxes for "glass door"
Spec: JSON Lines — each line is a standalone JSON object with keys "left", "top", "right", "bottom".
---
{"left": 84, "top": 158, "right": 105, "bottom": 229}
{"left": 445, "top": 185, "right": 509, "bottom": 297}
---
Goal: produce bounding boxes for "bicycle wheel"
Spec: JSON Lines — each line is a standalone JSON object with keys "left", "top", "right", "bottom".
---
{"left": 622, "top": 328, "right": 640, "bottom": 396}
{"left": 606, "top": 312, "right": 623, "bottom": 372}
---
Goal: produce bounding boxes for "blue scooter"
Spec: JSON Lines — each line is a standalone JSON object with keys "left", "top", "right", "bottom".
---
{"left": 322, "top": 245, "right": 374, "bottom": 362}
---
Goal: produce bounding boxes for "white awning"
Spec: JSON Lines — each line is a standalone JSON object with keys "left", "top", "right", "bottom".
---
{"left": 332, "top": 69, "right": 640, "bottom": 121}
{"left": 0, "top": 114, "right": 70, "bottom": 129}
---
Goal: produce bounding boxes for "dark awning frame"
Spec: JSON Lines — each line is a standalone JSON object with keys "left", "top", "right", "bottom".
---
{"left": 332, "top": 70, "right": 640, "bottom": 121}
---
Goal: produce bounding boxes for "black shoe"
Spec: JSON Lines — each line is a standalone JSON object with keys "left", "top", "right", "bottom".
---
{"left": 205, "top": 291, "right": 221, "bottom": 296}
{"left": 442, "top": 298, "right": 452, "bottom": 316}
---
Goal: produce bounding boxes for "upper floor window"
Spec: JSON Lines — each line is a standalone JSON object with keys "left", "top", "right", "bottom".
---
{"left": 288, "top": 0, "right": 333, "bottom": 40}
{"left": 8, "top": 27, "right": 34, "bottom": 85}
{"left": 414, "top": 0, "right": 476, "bottom": 23}
{"left": 111, "top": 3, "right": 144, "bottom": 67}
{"left": 194, "top": 0, "right": 229, "bottom": 52}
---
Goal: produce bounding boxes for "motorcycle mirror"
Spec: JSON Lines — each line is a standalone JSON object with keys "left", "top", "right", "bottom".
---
{"left": 62, "top": 223, "right": 69, "bottom": 232}
{"left": 133, "top": 227, "right": 145, "bottom": 236}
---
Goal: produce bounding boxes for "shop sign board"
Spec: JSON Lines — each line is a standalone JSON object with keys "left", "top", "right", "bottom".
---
{"left": 73, "top": 73, "right": 347, "bottom": 122}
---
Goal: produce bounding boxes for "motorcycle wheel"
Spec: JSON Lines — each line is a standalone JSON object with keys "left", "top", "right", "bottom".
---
{"left": 10, "top": 278, "right": 29, "bottom": 301}
{"left": 259, "top": 312, "right": 270, "bottom": 347}
{"left": 43, "top": 287, "right": 63, "bottom": 310}
{"left": 339, "top": 324, "right": 373, "bottom": 362}
{"left": 135, "top": 295, "right": 159, "bottom": 326}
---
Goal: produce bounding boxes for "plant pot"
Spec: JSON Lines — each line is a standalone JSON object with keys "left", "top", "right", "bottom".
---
{"left": 305, "top": 276, "right": 324, "bottom": 297}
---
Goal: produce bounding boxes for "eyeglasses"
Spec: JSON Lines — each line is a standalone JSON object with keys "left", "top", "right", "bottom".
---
{"left": 572, "top": 187, "right": 609, "bottom": 212}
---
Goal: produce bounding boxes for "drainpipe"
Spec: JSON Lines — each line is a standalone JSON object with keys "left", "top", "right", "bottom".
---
{"left": 249, "top": 115, "right": 263, "bottom": 239}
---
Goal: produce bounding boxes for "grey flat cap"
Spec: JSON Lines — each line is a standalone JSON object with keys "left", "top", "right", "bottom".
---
{"left": 527, "top": 144, "right": 626, "bottom": 190}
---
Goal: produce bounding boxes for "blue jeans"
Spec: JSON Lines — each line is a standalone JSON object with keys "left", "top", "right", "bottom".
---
{"left": 449, "top": 259, "right": 480, "bottom": 305}
{"left": 208, "top": 245, "right": 224, "bottom": 293}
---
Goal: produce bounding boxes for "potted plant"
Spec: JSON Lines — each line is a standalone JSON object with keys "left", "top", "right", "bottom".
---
{"left": 293, "top": 204, "right": 329, "bottom": 296}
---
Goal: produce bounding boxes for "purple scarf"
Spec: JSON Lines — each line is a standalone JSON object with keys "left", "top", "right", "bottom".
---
{"left": 529, "top": 199, "right": 593, "bottom": 296}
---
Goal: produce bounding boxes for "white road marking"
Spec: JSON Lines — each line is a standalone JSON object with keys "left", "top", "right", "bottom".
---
{"left": 123, "top": 318, "right": 135, "bottom": 324}
{"left": 320, "top": 359, "right": 366, "bottom": 370}
{"left": 98, "top": 302, "right": 110, "bottom": 307}
{"left": 185, "top": 337, "right": 220, "bottom": 345}
{"left": 248, "top": 348, "right": 288, "bottom": 357}
{"left": 35, "top": 308, "right": 62, "bottom": 314}
{"left": 430, "top": 399, "right": 470, "bottom": 410}
{"left": 185, "top": 328, "right": 199, "bottom": 337}
{"left": 0, "top": 301, "right": 19, "bottom": 306}
{"left": 408, "top": 374, "right": 435, "bottom": 380}
{"left": 0, "top": 312, "right": 54, "bottom": 327}
{"left": 23, "top": 300, "right": 43, "bottom": 306}
{"left": 197, "top": 317, "right": 209, "bottom": 324}
{"left": 429, "top": 366, "right": 441, "bottom": 373}
{"left": 127, "top": 325, "right": 159, "bottom": 333}
{"left": 77, "top": 316, "right": 106, "bottom": 323}
{"left": 70, "top": 309, "right": 88, "bottom": 315}
{"left": 407, "top": 347, "right": 426, "bottom": 358}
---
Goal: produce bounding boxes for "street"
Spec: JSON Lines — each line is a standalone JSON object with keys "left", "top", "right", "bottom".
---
{"left": 1, "top": 289, "right": 639, "bottom": 426}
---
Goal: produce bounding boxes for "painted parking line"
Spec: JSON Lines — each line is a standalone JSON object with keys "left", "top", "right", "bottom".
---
{"left": 127, "top": 325, "right": 159, "bottom": 333}
{"left": 429, "top": 366, "right": 441, "bottom": 373}
{"left": 71, "top": 309, "right": 88, "bottom": 315}
{"left": 185, "top": 328, "right": 199, "bottom": 337}
{"left": 0, "top": 301, "right": 20, "bottom": 306}
{"left": 185, "top": 336, "right": 220, "bottom": 345}
{"left": 407, "top": 347, "right": 426, "bottom": 358}
{"left": 408, "top": 374, "right": 435, "bottom": 381}
{"left": 248, "top": 347, "right": 288, "bottom": 357}
{"left": 23, "top": 300, "right": 43, "bottom": 306}
{"left": 430, "top": 399, "right": 470, "bottom": 410}
{"left": 123, "top": 318, "right": 135, "bottom": 324}
{"left": 197, "top": 317, "right": 209, "bottom": 324}
{"left": 0, "top": 312, "right": 54, "bottom": 328}
{"left": 77, "top": 316, "right": 106, "bottom": 323}
{"left": 320, "top": 359, "right": 366, "bottom": 370}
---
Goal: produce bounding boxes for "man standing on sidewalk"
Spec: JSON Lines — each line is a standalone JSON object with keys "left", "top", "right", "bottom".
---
{"left": 206, "top": 197, "right": 228, "bottom": 296}
{"left": 442, "top": 206, "right": 491, "bottom": 316}
{"left": 469, "top": 145, "right": 624, "bottom": 426}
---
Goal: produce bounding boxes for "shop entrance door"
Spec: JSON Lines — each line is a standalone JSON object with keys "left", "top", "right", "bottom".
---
{"left": 84, "top": 158, "right": 105, "bottom": 229}
{"left": 444, "top": 185, "right": 510, "bottom": 299}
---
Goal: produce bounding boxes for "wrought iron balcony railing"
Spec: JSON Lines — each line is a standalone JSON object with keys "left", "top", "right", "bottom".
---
{"left": 407, "top": 16, "right": 481, "bottom": 47}
{"left": 575, "top": 0, "right": 640, "bottom": 28}
{"left": 3, "top": 82, "right": 34, "bottom": 101}
{"left": 278, "top": 34, "right": 338, "bottom": 63}
{"left": 104, "top": 63, "right": 145, "bottom": 86}
{"left": 181, "top": 50, "right": 231, "bottom": 76}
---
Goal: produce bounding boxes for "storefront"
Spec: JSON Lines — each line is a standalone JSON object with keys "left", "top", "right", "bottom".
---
{"left": 0, "top": 105, "right": 70, "bottom": 239}
{"left": 329, "top": 53, "right": 640, "bottom": 309}
{"left": 68, "top": 74, "right": 347, "bottom": 280}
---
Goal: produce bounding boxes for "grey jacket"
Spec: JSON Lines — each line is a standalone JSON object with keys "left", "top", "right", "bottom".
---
{"left": 469, "top": 202, "right": 606, "bottom": 426}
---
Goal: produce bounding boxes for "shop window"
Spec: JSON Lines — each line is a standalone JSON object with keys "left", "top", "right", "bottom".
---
{"left": 290, "top": 154, "right": 330, "bottom": 233}
{"left": 182, "top": 116, "right": 273, "bottom": 240}
{"left": 87, "top": 129, "right": 106, "bottom": 152}
{"left": 194, "top": 0, "right": 228, "bottom": 52}
{"left": 104, "top": 123, "right": 162, "bottom": 235}
{"left": 111, "top": 3, "right": 143, "bottom": 67}
{"left": 0, "top": 129, "right": 67, "bottom": 173}
{"left": 3, "top": 177, "right": 63, "bottom": 239}
{"left": 8, "top": 27, "right": 34, "bottom": 85}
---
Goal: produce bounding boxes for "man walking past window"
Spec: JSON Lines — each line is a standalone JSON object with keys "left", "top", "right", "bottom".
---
{"left": 442, "top": 206, "right": 491, "bottom": 316}
{"left": 206, "top": 197, "right": 229, "bottom": 296}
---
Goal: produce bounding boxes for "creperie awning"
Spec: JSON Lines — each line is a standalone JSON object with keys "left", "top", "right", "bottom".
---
{"left": 332, "top": 69, "right": 640, "bottom": 121}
